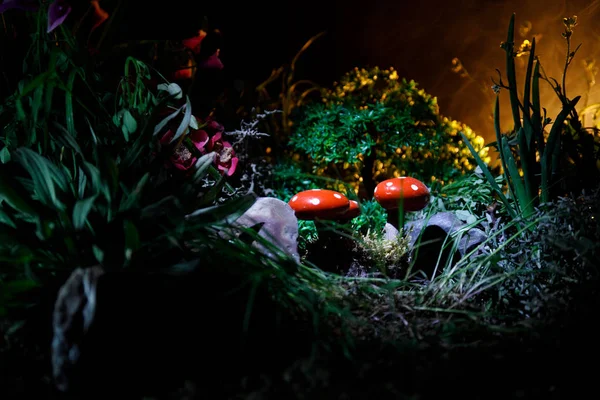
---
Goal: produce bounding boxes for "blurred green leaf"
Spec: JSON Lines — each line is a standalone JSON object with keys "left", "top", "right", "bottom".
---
{"left": 153, "top": 105, "right": 183, "bottom": 136}
{"left": 0, "top": 169, "right": 38, "bottom": 215}
{"left": 119, "top": 172, "right": 149, "bottom": 212}
{"left": 72, "top": 195, "right": 98, "bottom": 230}
{"left": 170, "top": 96, "right": 192, "bottom": 144}
{"left": 65, "top": 68, "right": 77, "bottom": 136}
{"left": 123, "top": 220, "right": 140, "bottom": 261}
{"left": 0, "top": 207, "right": 17, "bottom": 228}
{"left": 186, "top": 193, "right": 257, "bottom": 226}
{"left": 0, "top": 147, "right": 11, "bottom": 163}
{"left": 92, "top": 244, "right": 104, "bottom": 263}
{"left": 50, "top": 122, "right": 83, "bottom": 155}
{"left": 13, "top": 148, "right": 67, "bottom": 210}
{"left": 192, "top": 152, "right": 217, "bottom": 184}
{"left": 122, "top": 109, "right": 138, "bottom": 136}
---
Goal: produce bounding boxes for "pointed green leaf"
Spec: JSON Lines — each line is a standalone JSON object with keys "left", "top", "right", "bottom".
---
{"left": 50, "top": 122, "right": 82, "bottom": 155}
{"left": 169, "top": 96, "right": 192, "bottom": 144}
{"left": 123, "top": 220, "right": 140, "bottom": 261}
{"left": 504, "top": 13, "right": 521, "bottom": 131}
{"left": 516, "top": 127, "right": 535, "bottom": 203}
{"left": 72, "top": 195, "right": 98, "bottom": 230}
{"left": 0, "top": 207, "right": 17, "bottom": 228}
{"left": 192, "top": 152, "right": 217, "bottom": 183}
{"left": 13, "top": 148, "right": 66, "bottom": 210}
{"left": 185, "top": 193, "right": 257, "bottom": 225}
{"left": 0, "top": 147, "right": 11, "bottom": 164}
{"left": 65, "top": 68, "right": 77, "bottom": 136}
{"left": 122, "top": 109, "right": 138, "bottom": 136}
{"left": 78, "top": 166, "right": 87, "bottom": 199}
{"left": 92, "top": 245, "right": 104, "bottom": 263}
{"left": 32, "top": 84, "right": 44, "bottom": 126}
{"left": 544, "top": 96, "right": 580, "bottom": 176}
{"left": 153, "top": 105, "right": 183, "bottom": 136}
{"left": 119, "top": 172, "right": 150, "bottom": 212}
{"left": 522, "top": 37, "right": 536, "bottom": 142}
{"left": 501, "top": 136, "right": 533, "bottom": 218}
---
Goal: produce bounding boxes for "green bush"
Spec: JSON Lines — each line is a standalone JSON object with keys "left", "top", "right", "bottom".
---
{"left": 289, "top": 67, "right": 491, "bottom": 198}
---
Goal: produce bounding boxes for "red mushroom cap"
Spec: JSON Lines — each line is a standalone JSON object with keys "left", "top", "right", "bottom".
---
{"left": 373, "top": 177, "right": 430, "bottom": 211}
{"left": 337, "top": 200, "right": 361, "bottom": 221}
{"left": 288, "top": 189, "right": 350, "bottom": 220}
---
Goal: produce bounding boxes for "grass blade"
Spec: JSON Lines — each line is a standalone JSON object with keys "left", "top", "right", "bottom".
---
{"left": 501, "top": 135, "right": 533, "bottom": 218}
{"left": 65, "top": 68, "right": 78, "bottom": 137}
{"left": 460, "top": 131, "right": 516, "bottom": 220}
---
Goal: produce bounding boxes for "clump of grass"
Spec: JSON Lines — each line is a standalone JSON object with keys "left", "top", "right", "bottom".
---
{"left": 353, "top": 229, "right": 411, "bottom": 277}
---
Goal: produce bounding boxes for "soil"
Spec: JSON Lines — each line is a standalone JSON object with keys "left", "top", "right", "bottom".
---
{"left": 1, "top": 269, "right": 599, "bottom": 400}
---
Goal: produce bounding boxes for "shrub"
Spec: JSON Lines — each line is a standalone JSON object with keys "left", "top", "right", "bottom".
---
{"left": 289, "top": 66, "right": 491, "bottom": 198}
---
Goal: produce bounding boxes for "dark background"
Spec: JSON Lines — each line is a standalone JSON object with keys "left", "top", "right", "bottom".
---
{"left": 125, "top": 0, "right": 600, "bottom": 144}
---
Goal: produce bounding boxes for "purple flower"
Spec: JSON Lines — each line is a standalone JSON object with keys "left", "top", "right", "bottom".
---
{"left": 47, "top": 0, "right": 71, "bottom": 33}
{"left": 0, "top": 0, "right": 39, "bottom": 13}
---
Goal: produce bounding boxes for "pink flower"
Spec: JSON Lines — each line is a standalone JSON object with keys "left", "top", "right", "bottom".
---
{"left": 160, "top": 127, "right": 209, "bottom": 171}
{"left": 206, "top": 131, "right": 238, "bottom": 176}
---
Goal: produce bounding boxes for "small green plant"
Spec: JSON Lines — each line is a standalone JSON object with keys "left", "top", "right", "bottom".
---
{"left": 290, "top": 67, "right": 491, "bottom": 198}
{"left": 349, "top": 198, "right": 388, "bottom": 236}
{"left": 355, "top": 228, "right": 411, "bottom": 276}
{"left": 462, "top": 14, "right": 600, "bottom": 222}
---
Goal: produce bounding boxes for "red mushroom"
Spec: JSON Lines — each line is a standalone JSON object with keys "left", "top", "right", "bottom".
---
{"left": 288, "top": 189, "right": 350, "bottom": 221}
{"left": 336, "top": 200, "right": 361, "bottom": 222}
{"left": 288, "top": 189, "right": 355, "bottom": 243}
{"left": 374, "top": 177, "right": 430, "bottom": 232}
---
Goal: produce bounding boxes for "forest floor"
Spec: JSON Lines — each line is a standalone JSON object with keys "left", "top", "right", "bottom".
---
{"left": 1, "top": 271, "right": 599, "bottom": 400}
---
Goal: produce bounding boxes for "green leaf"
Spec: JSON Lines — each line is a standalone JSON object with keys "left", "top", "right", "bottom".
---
{"left": 544, "top": 96, "right": 580, "bottom": 175}
{"left": 18, "top": 71, "right": 52, "bottom": 97}
{"left": 501, "top": 136, "right": 533, "bottom": 218}
{"left": 460, "top": 132, "right": 517, "bottom": 220}
{"left": 503, "top": 13, "right": 522, "bottom": 132}
{"left": 92, "top": 244, "right": 104, "bottom": 263}
{"left": 77, "top": 167, "right": 87, "bottom": 199}
{"left": 194, "top": 166, "right": 227, "bottom": 208}
{"left": 0, "top": 147, "right": 11, "bottom": 163}
{"left": 122, "top": 109, "right": 138, "bottom": 136}
{"left": 119, "top": 172, "right": 149, "bottom": 212}
{"left": 169, "top": 96, "right": 192, "bottom": 144}
{"left": 0, "top": 207, "right": 17, "bottom": 228}
{"left": 65, "top": 68, "right": 77, "bottom": 136}
{"left": 0, "top": 169, "right": 38, "bottom": 215}
{"left": 31, "top": 84, "right": 44, "bottom": 126}
{"left": 153, "top": 105, "right": 183, "bottom": 136}
{"left": 14, "top": 149, "right": 68, "bottom": 207}
{"left": 516, "top": 127, "right": 535, "bottom": 203}
{"left": 72, "top": 195, "right": 98, "bottom": 230}
{"left": 50, "top": 122, "right": 83, "bottom": 155}
{"left": 192, "top": 152, "right": 217, "bottom": 183}
{"left": 185, "top": 193, "right": 257, "bottom": 225}
{"left": 123, "top": 220, "right": 140, "bottom": 261}
{"left": 493, "top": 96, "right": 513, "bottom": 201}
{"left": 522, "top": 37, "right": 536, "bottom": 141}
{"left": 15, "top": 97, "right": 26, "bottom": 122}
